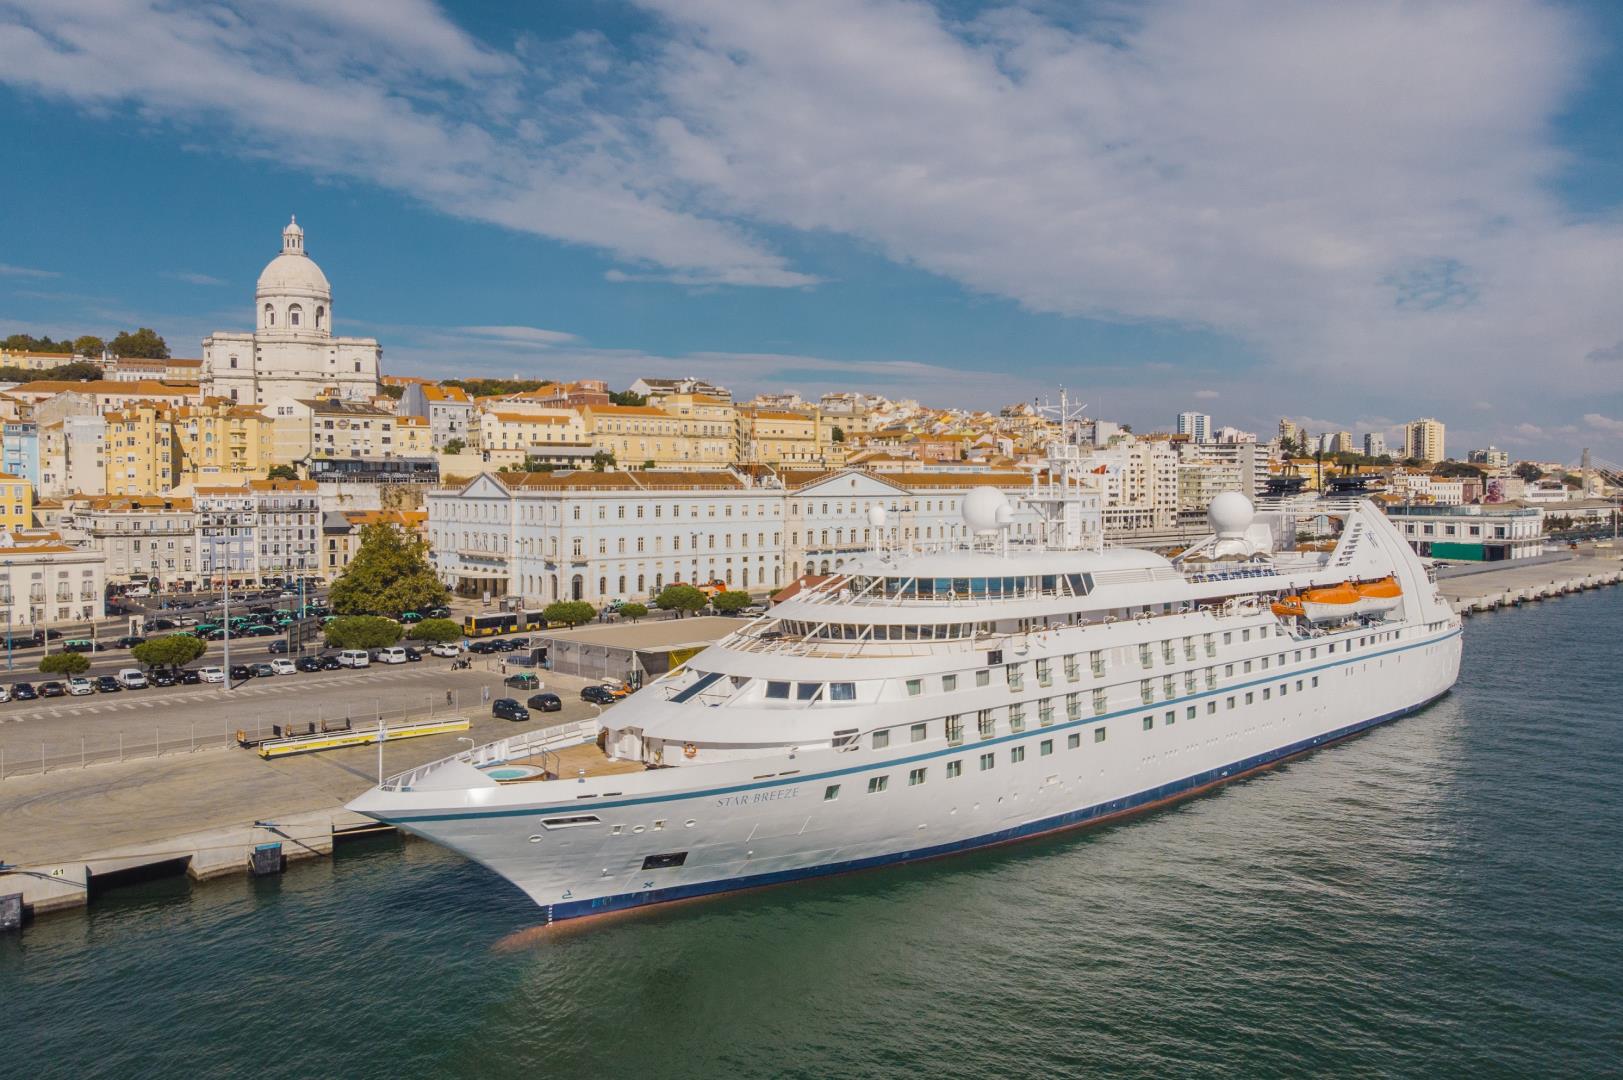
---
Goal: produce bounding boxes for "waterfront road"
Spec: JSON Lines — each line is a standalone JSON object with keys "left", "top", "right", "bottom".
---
{"left": 0, "top": 657, "right": 544, "bottom": 766}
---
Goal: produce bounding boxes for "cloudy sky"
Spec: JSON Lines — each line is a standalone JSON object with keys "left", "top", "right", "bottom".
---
{"left": 1, "top": 0, "right": 1620, "bottom": 462}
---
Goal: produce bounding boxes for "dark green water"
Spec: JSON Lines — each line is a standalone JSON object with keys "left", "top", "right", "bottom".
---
{"left": 4, "top": 589, "right": 1621, "bottom": 1078}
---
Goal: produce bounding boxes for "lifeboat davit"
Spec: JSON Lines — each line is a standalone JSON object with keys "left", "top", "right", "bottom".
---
{"left": 1271, "top": 595, "right": 1305, "bottom": 618}
{"left": 1356, "top": 576, "right": 1402, "bottom": 617}
{"left": 1300, "top": 583, "right": 1361, "bottom": 622}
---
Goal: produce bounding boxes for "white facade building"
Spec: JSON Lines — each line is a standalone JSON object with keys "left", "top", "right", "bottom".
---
{"left": 202, "top": 218, "right": 382, "bottom": 405}
{"left": 0, "top": 538, "right": 106, "bottom": 628}
{"left": 1175, "top": 411, "right": 1211, "bottom": 443}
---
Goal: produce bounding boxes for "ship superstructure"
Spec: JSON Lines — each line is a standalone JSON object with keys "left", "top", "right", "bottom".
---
{"left": 351, "top": 477, "right": 1462, "bottom": 924}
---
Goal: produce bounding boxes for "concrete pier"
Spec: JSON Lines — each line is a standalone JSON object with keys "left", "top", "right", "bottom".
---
{"left": 1436, "top": 547, "right": 1623, "bottom": 615}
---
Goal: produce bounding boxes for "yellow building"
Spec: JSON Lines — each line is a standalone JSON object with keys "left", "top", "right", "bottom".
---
{"left": 173, "top": 399, "right": 276, "bottom": 486}
{"left": 0, "top": 473, "right": 33, "bottom": 532}
{"left": 103, "top": 402, "right": 178, "bottom": 496}
{"left": 581, "top": 403, "right": 729, "bottom": 469}
{"left": 658, "top": 393, "right": 738, "bottom": 467}
{"left": 478, "top": 409, "right": 590, "bottom": 454}
{"left": 1402, "top": 418, "right": 1446, "bottom": 463}
{"left": 736, "top": 407, "right": 845, "bottom": 467}
{"left": 395, "top": 415, "right": 432, "bottom": 455}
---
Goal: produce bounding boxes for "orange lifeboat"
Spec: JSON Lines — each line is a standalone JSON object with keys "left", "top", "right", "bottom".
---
{"left": 1356, "top": 576, "right": 1402, "bottom": 615}
{"left": 1300, "top": 583, "right": 1361, "bottom": 622}
{"left": 1272, "top": 595, "right": 1305, "bottom": 618}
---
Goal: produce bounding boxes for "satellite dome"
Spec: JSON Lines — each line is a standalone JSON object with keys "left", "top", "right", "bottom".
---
{"left": 867, "top": 504, "right": 888, "bottom": 528}
{"left": 1207, "top": 491, "right": 1255, "bottom": 537}
{"left": 962, "top": 487, "right": 1012, "bottom": 535}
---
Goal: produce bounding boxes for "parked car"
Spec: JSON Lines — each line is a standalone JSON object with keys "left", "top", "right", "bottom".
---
{"left": 250, "top": 662, "right": 276, "bottom": 678}
{"left": 178, "top": 669, "right": 202, "bottom": 685}
{"left": 244, "top": 624, "right": 277, "bottom": 637}
{"left": 39, "top": 681, "right": 66, "bottom": 698}
{"left": 398, "top": 611, "right": 422, "bottom": 624}
{"left": 92, "top": 676, "right": 120, "bottom": 694}
{"left": 149, "top": 669, "right": 177, "bottom": 687}
{"left": 229, "top": 664, "right": 254, "bottom": 681}
{"left": 337, "top": 650, "right": 370, "bottom": 668}
{"left": 318, "top": 654, "right": 343, "bottom": 671}
{"left": 267, "top": 639, "right": 291, "bottom": 654}
{"left": 268, "top": 658, "right": 297, "bottom": 676}
{"left": 403, "top": 647, "right": 422, "bottom": 662}
{"left": 66, "top": 677, "right": 94, "bottom": 696}
{"left": 599, "top": 679, "right": 632, "bottom": 699}
{"left": 62, "top": 639, "right": 99, "bottom": 653}
{"left": 430, "top": 642, "right": 461, "bottom": 658}
{"left": 376, "top": 647, "right": 409, "bottom": 665}
{"left": 468, "top": 640, "right": 498, "bottom": 654}
{"left": 425, "top": 606, "right": 451, "bottom": 620}
{"left": 491, "top": 697, "right": 530, "bottom": 722}
{"left": 294, "top": 656, "right": 323, "bottom": 673}
{"left": 197, "top": 666, "right": 225, "bottom": 684}
{"left": 116, "top": 668, "right": 148, "bottom": 689}
{"left": 526, "top": 692, "right": 562, "bottom": 712}
{"left": 0, "top": 685, "right": 10, "bottom": 702}
{"left": 503, "top": 672, "right": 540, "bottom": 690}
{"left": 580, "top": 685, "right": 617, "bottom": 705}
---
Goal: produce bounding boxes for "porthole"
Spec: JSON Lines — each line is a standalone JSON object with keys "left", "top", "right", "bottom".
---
{"left": 528, "top": 834, "right": 544, "bottom": 843}
{"left": 684, "top": 819, "right": 696, "bottom": 828}
{"left": 633, "top": 825, "right": 645, "bottom": 834}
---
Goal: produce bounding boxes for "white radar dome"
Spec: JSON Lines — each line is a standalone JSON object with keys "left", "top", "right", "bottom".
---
{"left": 1207, "top": 491, "right": 1255, "bottom": 537}
{"left": 868, "top": 504, "right": 888, "bottom": 528}
{"left": 962, "top": 487, "right": 1012, "bottom": 535}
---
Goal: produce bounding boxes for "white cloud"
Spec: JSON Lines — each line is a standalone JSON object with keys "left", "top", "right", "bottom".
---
{"left": 455, "top": 325, "right": 580, "bottom": 346}
{"left": 164, "top": 271, "right": 226, "bottom": 286}
{"left": 1193, "top": 389, "right": 1220, "bottom": 400}
{"left": 0, "top": 263, "right": 61, "bottom": 278}
{"left": 1583, "top": 414, "right": 1623, "bottom": 436}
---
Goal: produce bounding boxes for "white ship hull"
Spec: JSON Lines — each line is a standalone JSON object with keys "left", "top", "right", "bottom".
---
{"left": 364, "top": 620, "right": 1460, "bottom": 924}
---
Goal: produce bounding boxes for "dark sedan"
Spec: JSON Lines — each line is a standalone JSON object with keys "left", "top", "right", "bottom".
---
{"left": 39, "top": 681, "right": 66, "bottom": 698}
{"left": 318, "top": 655, "right": 343, "bottom": 671}
{"left": 93, "top": 676, "right": 121, "bottom": 694}
{"left": 526, "top": 692, "right": 562, "bottom": 712}
{"left": 149, "top": 669, "right": 177, "bottom": 687}
{"left": 403, "top": 647, "right": 422, "bottom": 662}
{"left": 230, "top": 664, "right": 254, "bottom": 681}
{"left": 178, "top": 669, "right": 202, "bottom": 685}
{"left": 295, "top": 656, "right": 323, "bottom": 672}
{"left": 114, "top": 635, "right": 147, "bottom": 649}
{"left": 12, "top": 682, "right": 38, "bottom": 700}
{"left": 491, "top": 697, "right": 529, "bottom": 722}
{"left": 580, "top": 685, "right": 618, "bottom": 705}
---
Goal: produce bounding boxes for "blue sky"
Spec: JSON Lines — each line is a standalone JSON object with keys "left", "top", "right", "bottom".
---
{"left": 1, "top": 0, "right": 1621, "bottom": 463}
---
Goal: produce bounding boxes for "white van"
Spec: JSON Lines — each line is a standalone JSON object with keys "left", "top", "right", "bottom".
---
{"left": 376, "top": 647, "right": 408, "bottom": 665}
{"left": 338, "top": 649, "right": 370, "bottom": 668}
{"left": 117, "top": 668, "right": 148, "bottom": 689}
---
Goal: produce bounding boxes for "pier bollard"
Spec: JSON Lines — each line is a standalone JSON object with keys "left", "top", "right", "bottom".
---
{"left": 249, "top": 842, "right": 283, "bottom": 877}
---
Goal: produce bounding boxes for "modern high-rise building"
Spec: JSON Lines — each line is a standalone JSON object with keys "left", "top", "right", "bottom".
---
{"left": 1278, "top": 418, "right": 1301, "bottom": 448}
{"left": 1176, "top": 411, "right": 1212, "bottom": 443}
{"left": 1364, "top": 432, "right": 1387, "bottom": 458}
{"left": 1402, "top": 418, "right": 1446, "bottom": 463}
{"left": 1467, "top": 446, "right": 1509, "bottom": 469}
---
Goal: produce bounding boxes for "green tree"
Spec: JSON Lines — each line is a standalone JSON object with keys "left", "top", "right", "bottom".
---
{"left": 109, "top": 327, "right": 170, "bottom": 358}
{"left": 591, "top": 450, "right": 615, "bottom": 471}
{"left": 379, "top": 383, "right": 405, "bottom": 400}
{"left": 654, "top": 584, "right": 707, "bottom": 617}
{"left": 131, "top": 633, "right": 207, "bottom": 670}
{"left": 443, "top": 438, "right": 466, "bottom": 455}
{"left": 39, "top": 651, "right": 90, "bottom": 676}
{"left": 1513, "top": 462, "right": 1544, "bottom": 482}
{"left": 608, "top": 390, "right": 647, "bottom": 406}
{"left": 831, "top": 426, "right": 846, "bottom": 443}
{"left": 266, "top": 464, "right": 299, "bottom": 481}
{"left": 72, "top": 334, "right": 105, "bottom": 356}
{"left": 443, "top": 377, "right": 551, "bottom": 397}
{"left": 324, "top": 615, "right": 403, "bottom": 650}
{"left": 518, "top": 456, "right": 557, "bottom": 473}
{"left": 3, "top": 333, "right": 72, "bottom": 353}
{"left": 407, "top": 617, "right": 462, "bottom": 643}
{"left": 711, "top": 589, "right": 752, "bottom": 614}
{"left": 1434, "top": 461, "right": 1483, "bottom": 478}
{"left": 328, "top": 522, "right": 448, "bottom": 617}
{"left": 543, "top": 600, "right": 597, "bottom": 627}
{"left": 618, "top": 602, "right": 648, "bottom": 621}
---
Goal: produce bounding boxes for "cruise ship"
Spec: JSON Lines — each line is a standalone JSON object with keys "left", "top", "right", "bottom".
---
{"left": 350, "top": 466, "right": 1462, "bottom": 925}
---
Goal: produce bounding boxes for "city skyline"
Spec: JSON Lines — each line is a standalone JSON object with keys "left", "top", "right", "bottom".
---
{"left": 2, "top": 1, "right": 1621, "bottom": 463}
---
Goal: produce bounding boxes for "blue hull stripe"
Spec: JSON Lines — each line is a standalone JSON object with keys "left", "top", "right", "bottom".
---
{"left": 546, "top": 688, "right": 1451, "bottom": 922}
{"left": 384, "top": 627, "right": 1461, "bottom": 823}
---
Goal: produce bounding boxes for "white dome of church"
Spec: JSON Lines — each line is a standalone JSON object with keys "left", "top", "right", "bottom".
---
{"left": 200, "top": 215, "right": 382, "bottom": 405}
{"left": 255, "top": 216, "right": 332, "bottom": 334}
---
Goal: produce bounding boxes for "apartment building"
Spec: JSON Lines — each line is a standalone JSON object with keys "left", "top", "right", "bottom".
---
{"left": 72, "top": 495, "right": 198, "bottom": 588}
{"left": 1402, "top": 418, "right": 1446, "bottom": 463}
{"left": 194, "top": 480, "right": 320, "bottom": 586}
{"left": 399, "top": 383, "right": 475, "bottom": 448}
{"left": 0, "top": 536, "right": 106, "bottom": 628}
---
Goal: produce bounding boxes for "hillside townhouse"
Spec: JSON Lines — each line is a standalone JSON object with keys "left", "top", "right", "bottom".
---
{"left": 0, "top": 537, "right": 105, "bottom": 628}
{"left": 399, "top": 383, "right": 475, "bottom": 448}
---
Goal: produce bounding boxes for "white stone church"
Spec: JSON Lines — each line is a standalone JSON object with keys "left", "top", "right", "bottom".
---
{"left": 201, "top": 217, "right": 382, "bottom": 404}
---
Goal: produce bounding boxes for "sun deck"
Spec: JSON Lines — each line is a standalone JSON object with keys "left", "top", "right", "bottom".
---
{"left": 479, "top": 741, "right": 647, "bottom": 784}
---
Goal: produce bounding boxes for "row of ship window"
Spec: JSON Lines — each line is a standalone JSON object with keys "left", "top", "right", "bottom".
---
{"left": 835, "top": 673, "right": 1329, "bottom": 771}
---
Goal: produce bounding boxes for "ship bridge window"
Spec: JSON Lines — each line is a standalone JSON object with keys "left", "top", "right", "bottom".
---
{"left": 796, "top": 682, "right": 824, "bottom": 701}
{"left": 828, "top": 682, "right": 856, "bottom": 702}
{"left": 765, "top": 680, "right": 791, "bottom": 699}
{"left": 671, "top": 671, "right": 725, "bottom": 703}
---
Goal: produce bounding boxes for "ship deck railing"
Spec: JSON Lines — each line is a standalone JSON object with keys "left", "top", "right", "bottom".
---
{"left": 380, "top": 716, "right": 602, "bottom": 791}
